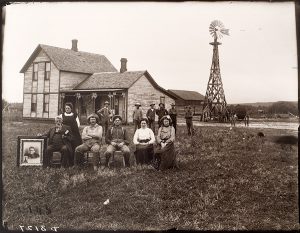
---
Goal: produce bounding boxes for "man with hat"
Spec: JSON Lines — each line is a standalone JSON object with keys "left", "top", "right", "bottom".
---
{"left": 97, "top": 100, "right": 112, "bottom": 136}
{"left": 156, "top": 103, "right": 169, "bottom": 128}
{"left": 146, "top": 103, "right": 156, "bottom": 133}
{"left": 185, "top": 105, "right": 194, "bottom": 136}
{"left": 132, "top": 103, "right": 143, "bottom": 132}
{"left": 105, "top": 115, "right": 131, "bottom": 167}
{"left": 40, "top": 116, "right": 73, "bottom": 168}
{"left": 168, "top": 103, "right": 178, "bottom": 134}
{"left": 74, "top": 113, "right": 103, "bottom": 171}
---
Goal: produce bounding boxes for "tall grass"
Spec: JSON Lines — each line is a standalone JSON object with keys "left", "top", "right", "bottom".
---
{"left": 2, "top": 120, "right": 299, "bottom": 230}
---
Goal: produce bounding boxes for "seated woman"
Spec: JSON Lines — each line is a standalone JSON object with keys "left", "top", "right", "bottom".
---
{"left": 153, "top": 115, "right": 177, "bottom": 170}
{"left": 133, "top": 118, "right": 155, "bottom": 166}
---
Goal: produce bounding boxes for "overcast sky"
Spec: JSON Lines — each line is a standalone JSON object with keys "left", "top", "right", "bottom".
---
{"left": 2, "top": 1, "right": 298, "bottom": 104}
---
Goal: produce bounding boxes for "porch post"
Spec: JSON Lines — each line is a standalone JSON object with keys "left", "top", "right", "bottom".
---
{"left": 91, "top": 92, "right": 97, "bottom": 113}
{"left": 108, "top": 93, "right": 113, "bottom": 114}
{"left": 60, "top": 93, "right": 65, "bottom": 114}
{"left": 122, "top": 92, "right": 126, "bottom": 123}
{"left": 75, "top": 93, "right": 81, "bottom": 117}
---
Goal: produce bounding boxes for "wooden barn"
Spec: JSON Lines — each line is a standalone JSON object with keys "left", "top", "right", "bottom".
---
{"left": 167, "top": 89, "right": 205, "bottom": 117}
{"left": 20, "top": 40, "right": 176, "bottom": 124}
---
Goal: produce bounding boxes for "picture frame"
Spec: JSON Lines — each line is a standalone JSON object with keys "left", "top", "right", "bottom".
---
{"left": 17, "top": 136, "right": 47, "bottom": 167}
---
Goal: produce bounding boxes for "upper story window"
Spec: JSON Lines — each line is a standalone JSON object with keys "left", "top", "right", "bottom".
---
{"left": 45, "top": 62, "right": 51, "bottom": 80}
{"left": 32, "top": 63, "right": 38, "bottom": 81}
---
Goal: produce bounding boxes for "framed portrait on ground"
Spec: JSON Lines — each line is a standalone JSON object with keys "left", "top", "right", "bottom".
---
{"left": 17, "top": 136, "right": 47, "bottom": 167}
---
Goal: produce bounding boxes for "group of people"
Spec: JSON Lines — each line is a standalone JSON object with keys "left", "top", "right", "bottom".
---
{"left": 40, "top": 101, "right": 182, "bottom": 171}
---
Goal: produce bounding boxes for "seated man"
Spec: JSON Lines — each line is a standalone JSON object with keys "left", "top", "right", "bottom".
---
{"left": 104, "top": 115, "right": 130, "bottom": 167}
{"left": 74, "top": 113, "right": 103, "bottom": 171}
{"left": 41, "top": 116, "right": 73, "bottom": 168}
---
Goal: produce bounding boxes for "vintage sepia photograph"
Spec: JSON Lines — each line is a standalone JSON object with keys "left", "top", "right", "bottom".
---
{"left": 17, "top": 136, "right": 46, "bottom": 166}
{"left": 2, "top": 1, "right": 299, "bottom": 231}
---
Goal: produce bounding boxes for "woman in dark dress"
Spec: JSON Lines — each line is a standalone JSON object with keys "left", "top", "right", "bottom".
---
{"left": 152, "top": 115, "right": 177, "bottom": 170}
{"left": 60, "top": 102, "right": 82, "bottom": 165}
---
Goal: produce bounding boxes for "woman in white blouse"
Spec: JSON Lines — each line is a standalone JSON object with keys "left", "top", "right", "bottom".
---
{"left": 133, "top": 118, "right": 155, "bottom": 166}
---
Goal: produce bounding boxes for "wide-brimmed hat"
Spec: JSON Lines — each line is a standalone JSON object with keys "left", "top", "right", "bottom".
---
{"left": 135, "top": 103, "right": 141, "bottom": 106}
{"left": 150, "top": 103, "right": 155, "bottom": 106}
{"left": 171, "top": 103, "right": 176, "bottom": 106}
{"left": 87, "top": 113, "right": 99, "bottom": 123}
{"left": 160, "top": 115, "right": 172, "bottom": 125}
{"left": 104, "top": 101, "right": 109, "bottom": 105}
{"left": 113, "top": 115, "right": 122, "bottom": 122}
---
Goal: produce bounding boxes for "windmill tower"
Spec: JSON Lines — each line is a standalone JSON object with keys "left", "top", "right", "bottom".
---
{"left": 202, "top": 20, "right": 229, "bottom": 121}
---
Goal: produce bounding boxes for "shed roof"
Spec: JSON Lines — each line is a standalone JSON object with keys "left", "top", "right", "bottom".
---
{"left": 168, "top": 89, "right": 205, "bottom": 101}
{"left": 20, "top": 44, "right": 117, "bottom": 73}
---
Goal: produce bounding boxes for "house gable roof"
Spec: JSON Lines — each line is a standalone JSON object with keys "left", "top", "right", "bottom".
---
{"left": 168, "top": 89, "right": 205, "bottom": 101}
{"left": 20, "top": 44, "right": 117, "bottom": 73}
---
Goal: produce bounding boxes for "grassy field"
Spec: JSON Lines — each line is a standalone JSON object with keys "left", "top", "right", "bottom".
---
{"left": 2, "top": 120, "right": 299, "bottom": 231}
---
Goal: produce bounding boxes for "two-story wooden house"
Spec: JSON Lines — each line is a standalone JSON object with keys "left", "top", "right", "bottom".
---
{"left": 20, "top": 40, "right": 176, "bottom": 124}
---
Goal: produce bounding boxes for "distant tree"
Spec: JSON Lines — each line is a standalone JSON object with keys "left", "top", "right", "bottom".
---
{"left": 2, "top": 99, "right": 9, "bottom": 110}
{"left": 268, "top": 101, "right": 298, "bottom": 115}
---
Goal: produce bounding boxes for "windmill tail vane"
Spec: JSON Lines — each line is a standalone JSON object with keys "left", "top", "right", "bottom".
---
{"left": 220, "top": 28, "right": 229, "bottom": 36}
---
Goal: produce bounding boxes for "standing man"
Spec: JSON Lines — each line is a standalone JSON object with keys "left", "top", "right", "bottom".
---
{"left": 146, "top": 103, "right": 156, "bottom": 134}
{"left": 185, "top": 106, "right": 194, "bottom": 136}
{"left": 168, "top": 103, "right": 177, "bottom": 134}
{"left": 74, "top": 113, "right": 103, "bottom": 171}
{"left": 104, "top": 115, "right": 131, "bottom": 167}
{"left": 97, "top": 100, "right": 112, "bottom": 136}
{"left": 40, "top": 116, "right": 73, "bottom": 168}
{"left": 156, "top": 103, "right": 168, "bottom": 128}
{"left": 133, "top": 103, "right": 143, "bottom": 132}
{"left": 244, "top": 113, "right": 250, "bottom": 127}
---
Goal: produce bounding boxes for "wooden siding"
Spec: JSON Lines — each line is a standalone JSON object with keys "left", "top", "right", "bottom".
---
{"left": 49, "top": 94, "right": 59, "bottom": 118}
{"left": 127, "top": 75, "right": 174, "bottom": 123}
{"left": 24, "top": 65, "right": 33, "bottom": 93}
{"left": 50, "top": 61, "right": 59, "bottom": 92}
{"left": 23, "top": 94, "right": 31, "bottom": 117}
{"left": 36, "top": 94, "right": 44, "bottom": 118}
{"left": 60, "top": 71, "right": 90, "bottom": 91}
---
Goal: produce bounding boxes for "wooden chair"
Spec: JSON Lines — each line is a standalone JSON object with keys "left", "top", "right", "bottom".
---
{"left": 50, "top": 151, "right": 62, "bottom": 167}
{"left": 108, "top": 150, "right": 125, "bottom": 168}
{"left": 83, "top": 151, "right": 96, "bottom": 166}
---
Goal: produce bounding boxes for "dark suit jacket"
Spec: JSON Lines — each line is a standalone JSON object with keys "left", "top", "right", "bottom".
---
{"left": 45, "top": 125, "right": 73, "bottom": 152}
{"left": 146, "top": 108, "right": 156, "bottom": 121}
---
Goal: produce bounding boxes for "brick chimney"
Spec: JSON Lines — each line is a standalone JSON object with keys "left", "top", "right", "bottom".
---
{"left": 71, "top": 39, "right": 78, "bottom": 52}
{"left": 120, "top": 58, "right": 127, "bottom": 73}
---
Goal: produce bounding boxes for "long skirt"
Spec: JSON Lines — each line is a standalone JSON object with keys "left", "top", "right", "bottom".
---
{"left": 152, "top": 142, "right": 176, "bottom": 170}
{"left": 134, "top": 144, "right": 154, "bottom": 165}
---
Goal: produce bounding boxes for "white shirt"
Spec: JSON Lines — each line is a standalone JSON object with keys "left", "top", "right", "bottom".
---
{"left": 133, "top": 127, "right": 155, "bottom": 145}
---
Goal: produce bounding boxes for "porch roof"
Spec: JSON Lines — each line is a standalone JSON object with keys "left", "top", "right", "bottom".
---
{"left": 73, "top": 71, "right": 146, "bottom": 90}
{"left": 61, "top": 89, "right": 124, "bottom": 93}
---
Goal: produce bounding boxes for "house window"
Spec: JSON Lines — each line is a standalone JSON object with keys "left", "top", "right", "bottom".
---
{"left": 160, "top": 96, "right": 165, "bottom": 105}
{"left": 31, "top": 94, "right": 37, "bottom": 112}
{"left": 45, "top": 62, "right": 51, "bottom": 80}
{"left": 32, "top": 63, "right": 38, "bottom": 81}
{"left": 43, "top": 94, "right": 49, "bottom": 113}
